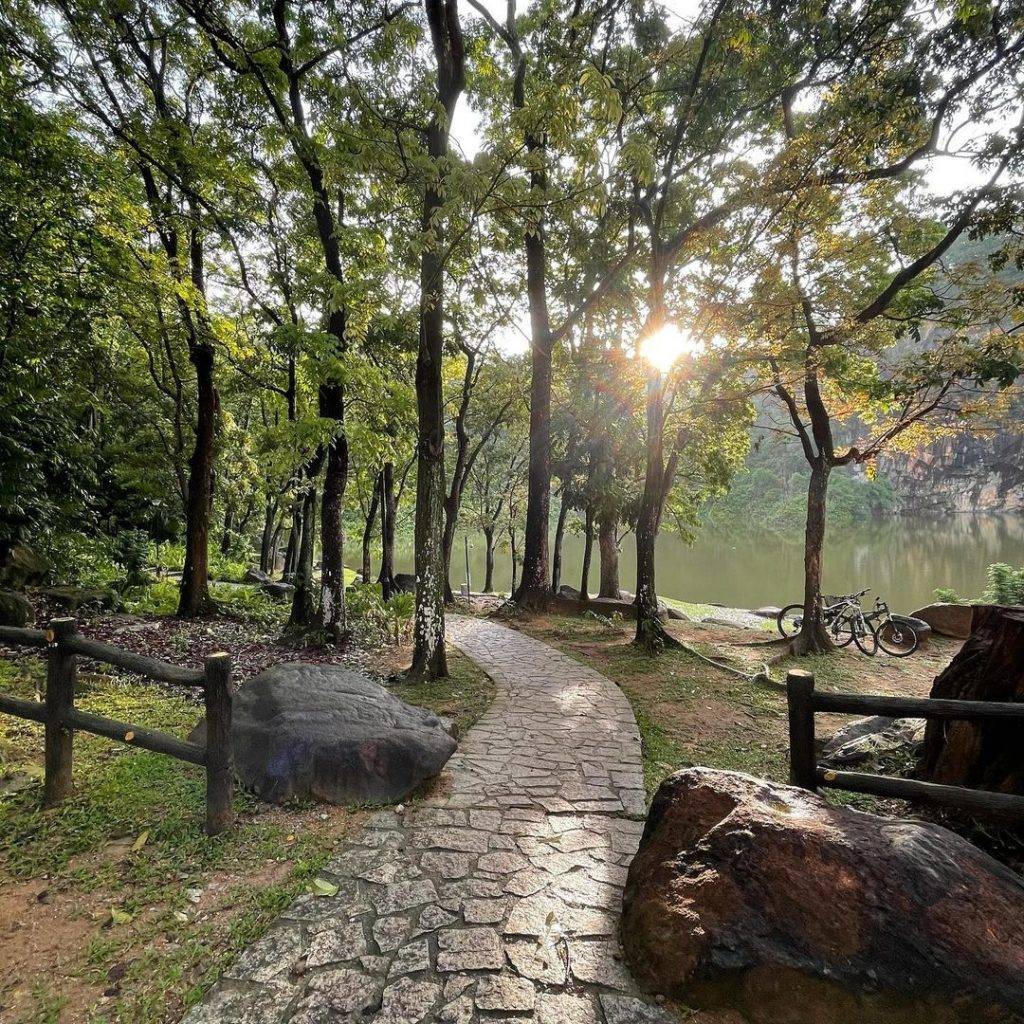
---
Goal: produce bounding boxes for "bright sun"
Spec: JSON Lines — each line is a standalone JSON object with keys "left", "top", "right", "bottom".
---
{"left": 639, "top": 323, "right": 703, "bottom": 373}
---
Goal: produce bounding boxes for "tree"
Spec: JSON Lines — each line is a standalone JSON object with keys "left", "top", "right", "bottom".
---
{"left": 408, "top": 0, "right": 466, "bottom": 678}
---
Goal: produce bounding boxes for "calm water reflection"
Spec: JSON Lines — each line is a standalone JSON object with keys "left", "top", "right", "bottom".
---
{"left": 437, "top": 515, "right": 1024, "bottom": 613}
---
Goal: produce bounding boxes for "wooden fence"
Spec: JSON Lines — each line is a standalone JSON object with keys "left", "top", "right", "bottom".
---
{"left": 786, "top": 668, "right": 1024, "bottom": 819}
{"left": 0, "top": 618, "right": 234, "bottom": 835}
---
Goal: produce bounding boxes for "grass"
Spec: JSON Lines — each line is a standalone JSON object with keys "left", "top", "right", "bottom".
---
{"left": 0, "top": 657, "right": 359, "bottom": 1023}
{"left": 0, "top": 583, "right": 497, "bottom": 1024}
{"left": 389, "top": 646, "right": 496, "bottom": 738}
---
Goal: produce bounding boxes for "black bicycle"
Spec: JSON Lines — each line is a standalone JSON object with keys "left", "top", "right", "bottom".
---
{"left": 863, "top": 597, "right": 919, "bottom": 657}
{"left": 777, "top": 588, "right": 878, "bottom": 656}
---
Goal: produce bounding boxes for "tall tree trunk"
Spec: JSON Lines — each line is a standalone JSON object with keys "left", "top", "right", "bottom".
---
{"left": 793, "top": 459, "right": 834, "bottom": 654}
{"left": 580, "top": 505, "right": 595, "bottom": 601}
{"left": 483, "top": 525, "right": 495, "bottom": 593}
{"left": 551, "top": 495, "right": 569, "bottom": 594}
{"left": 598, "top": 515, "right": 620, "bottom": 599}
{"left": 317, "top": 305, "right": 348, "bottom": 643}
{"left": 509, "top": 524, "right": 519, "bottom": 595}
{"left": 259, "top": 495, "right": 278, "bottom": 574}
{"left": 282, "top": 497, "right": 300, "bottom": 580}
{"left": 378, "top": 462, "right": 397, "bottom": 599}
{"left": 178, "top": 339, "right": 216, "bottom": 616}
{"left": 634, "top": 367, "right": 672, "bottom": 650}
{"left": 516, "top": 141, "right": 554, "bottom": 609}
{"left": 289, "top": 486, "right": 317, "bottom": 628}
{"left": 362, "top": 473, "right": 381, "bottom": 585}
{"left": 220, "top": 506, "right": 233, "bottom": 555}
{"left": 442, "top": 496, "right": 459, "bottom": 605}
{"left": 410, "top": 0, "right": 464, "bottom": 679}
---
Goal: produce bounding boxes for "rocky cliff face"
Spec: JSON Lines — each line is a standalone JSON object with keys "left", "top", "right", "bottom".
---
{"left": 882, "top": 421, "right": 1024, "bottom": 514}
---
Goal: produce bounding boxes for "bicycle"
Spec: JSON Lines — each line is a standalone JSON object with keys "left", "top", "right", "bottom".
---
{"left": 863, "top": 597, "right": 919, "bottom": 657}
{"left": 777, "top": 588, "right": 878, "bottom": 656}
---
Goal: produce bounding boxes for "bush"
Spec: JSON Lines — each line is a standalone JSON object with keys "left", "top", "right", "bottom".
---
{"left": 38, "top": 531, "right": 154, "bottom": 592}
{"left": 932, "top": 586, "right": 965, "bottom": 604}
{"left": 982, "top": 562, "right": 1024, "bottom": 605}
{"left": 345, "top": 583, "right": 414, "bottom": 644}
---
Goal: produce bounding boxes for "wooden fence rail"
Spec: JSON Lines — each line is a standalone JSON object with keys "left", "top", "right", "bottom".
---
{"left": 786, "top": 669, "right": 1024, "bottom": 820}
{"left": 0, "top": 618, "right": 234, "bottom": 835}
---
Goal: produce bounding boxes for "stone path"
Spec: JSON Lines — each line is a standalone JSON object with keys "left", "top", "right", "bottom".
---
{"left": 184, "top": 615, "right": 675, "bottom": 1024}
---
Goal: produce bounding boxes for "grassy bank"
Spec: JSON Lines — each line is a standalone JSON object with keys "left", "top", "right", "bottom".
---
{"left": 0, "top": 586, "right": 495, "bottom": 1024}
{"left": 510, "top": 610, "right": 959, "bottom": 799}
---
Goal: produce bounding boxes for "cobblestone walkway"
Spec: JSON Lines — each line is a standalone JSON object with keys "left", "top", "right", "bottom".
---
{"left": 184, "top": 615, "right": 673, "bottom": 1024}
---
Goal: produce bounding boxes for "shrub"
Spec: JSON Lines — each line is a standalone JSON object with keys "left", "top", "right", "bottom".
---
{"left": 982, "top": 562, "right": 1024, "bottom": 605}
{"left": 932, "top": 586, "right": 965, "bottom": 604}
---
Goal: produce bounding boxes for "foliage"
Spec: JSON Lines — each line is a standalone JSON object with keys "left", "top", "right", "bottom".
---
{"left": 982, "top": 563, "right": 1024, "bottom": 605}
{"left": 704, "top": 446, "right": 896, "bottom": 533}
{"left": 933, "top": 586, "right": 967, "bottom": 604}
{"left": 345, "top": 583, "right": 415, "bottom": 644}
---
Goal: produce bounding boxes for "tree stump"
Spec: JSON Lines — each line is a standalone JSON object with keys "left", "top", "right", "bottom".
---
{"left": 918, "top": 605, "right": 1024, "bottom": 796}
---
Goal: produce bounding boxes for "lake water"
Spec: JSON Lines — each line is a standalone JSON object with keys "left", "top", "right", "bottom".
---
{"left": 437, "top": 514, "right": 1024, "bottom": 614}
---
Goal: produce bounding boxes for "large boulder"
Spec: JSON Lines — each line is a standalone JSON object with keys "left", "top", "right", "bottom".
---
{"left": 621, "top": 767, "right": 1024, "bottom": 1024}
{"left": 910, "top": 602, "right": 975, "bottom": 639}
{"left": 819, "top": 715, "right": 926, "bottom": 768}
{"left": 40, "top": 586, "right": 117, "bottom": 611}
{"left": 190, "top": 663, "right": 456, "bottom": 805}
{"left": 0, "top": 544, "right": 50, "bottom": 590}
{"left": 0, "top": 590, "right": 33, "bottom": 627}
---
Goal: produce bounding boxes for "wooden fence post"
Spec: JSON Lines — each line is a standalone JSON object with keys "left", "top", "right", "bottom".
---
{"left": 203, "top": 652, "right": 234, "bottom": 835}
{"left": 787, "top": 669, "right": 817, "bottom": 791}
{"left": 43, "top": 617, "right": 77, "bottom": 807}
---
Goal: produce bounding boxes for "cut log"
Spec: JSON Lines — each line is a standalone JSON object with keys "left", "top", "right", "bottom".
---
{"left": 918, "top": 605, "right": 1024, "bottom": 798}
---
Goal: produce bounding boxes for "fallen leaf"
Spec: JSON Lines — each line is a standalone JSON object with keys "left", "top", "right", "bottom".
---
{"left": 311, "top": 877, "right": 339, "bottom": 898}
{"left": 132, "top": 830, "right": 149, "bottom": 852}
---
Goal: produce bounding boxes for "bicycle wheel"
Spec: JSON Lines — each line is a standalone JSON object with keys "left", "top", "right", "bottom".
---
{"left": 876, "top": 619, "right": 918, "bottom": 657}
{"left": 853, "top": 621, "right": 878, "bottom": 656}
{"left": 777, "top": 604, "right": 804, "bottom": 639}
{"left": 829, "top": 612, "right": 855, "bottom": 647}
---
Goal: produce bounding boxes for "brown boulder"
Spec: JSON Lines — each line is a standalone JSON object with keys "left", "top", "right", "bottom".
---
{"left": 621, "top": 767, "right": 1024, "bottom": 1024}
{"left": 910, "top": 602, "right": 975, "bottom": 639}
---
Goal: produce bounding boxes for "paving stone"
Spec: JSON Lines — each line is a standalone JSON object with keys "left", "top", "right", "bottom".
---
{"left": 462, "top": 897, "right": 510, "bottom": 924}
{"left": 372, "top": 880, "right": 439, "bottom": 915}
{"left": 436, "top": 927, "right": 505, "bottom": 971}
{"left": 504, "top": 868, "right": 552, "bottom": 897}
{"left": 568, "top": 939, "right": 633, "bottom": 991}
{"left": 224, "top": 924, "right": 303, "bottom": 984}
{"left": 536, "top": 992, "right": 601, "bottom": 1024}
{"left": 180, "top": 981, "right": 295, "bottom": 1024}
{"left": 438, "top": 995, "right": 474, "bottom": 1024}
{"left": 420, "top": 851, "right": 471, "bottom": 879}
{"left": 474, "top": 974, "right": 536, "bottom": 1012}
{"left": 377, "top": 976, "right": 443, "bottom": 1024}
{"left": 374, "top": 915, "right": 413, "bottom": 953}
{"left": 477, "top": 850, "right": 531, "bottom": 874}
{"left": 305, "top": 920, "right": 366, "bottom": 968}
{"left": 600, "top": 993, "right": 680, "bottom": 1024}
{"left": 415, "top": 904, "right": 458, "bottom": 934}
{"left": 183, "top": 615, "right": 670, "bottom": 1024}
{"left": 291, "top": 968, "right": 383, "bottom": 1020}
{"left": 389, "top": 938, "right": 431, "bottom": 978}
{"left": 504, "top": 939, "right": 567, "bottom": 985}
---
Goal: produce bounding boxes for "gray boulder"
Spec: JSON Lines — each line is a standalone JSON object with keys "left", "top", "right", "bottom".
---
{"left": 557, "top": 584, "right": 581, "bottom": 600}
{"left": 190, "top": 663, "right": 456, "bottom": 805}
{"left": 261, "top": 581, "right": 295, "bottom": 601}
{"left": 40, "top": 586, "right": 116, "bottom": 611}
{"left": 393, "top": 573, "right": 417, "bottom": 594}
{"left": 0, "top": 590, "right": 33, "bottom": 627}
{"left": 911, "top": 602, "right": 975, "bottom": 639}
{"left": 819, "top": 715, "right": 926, "bottom": 768}
{"left": 0, "top": 544, "right": 50, "bottom": 590}
{"left": 243, "top": 568, "right": 273, "bottom": 585}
